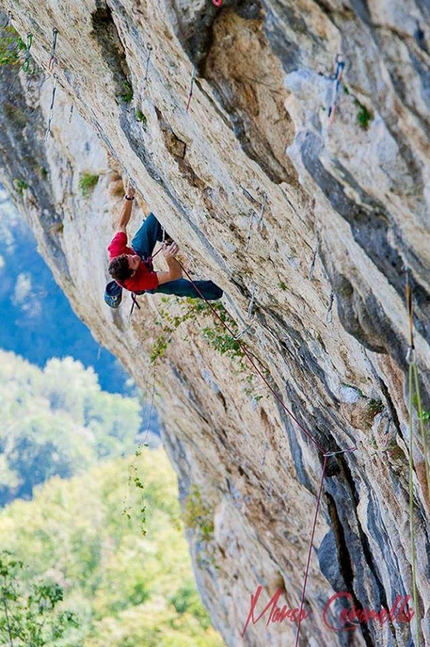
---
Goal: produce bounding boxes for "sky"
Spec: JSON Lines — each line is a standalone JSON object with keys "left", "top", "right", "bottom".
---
{"left": 0, "top": 185, "right": 130, "bottom": 394}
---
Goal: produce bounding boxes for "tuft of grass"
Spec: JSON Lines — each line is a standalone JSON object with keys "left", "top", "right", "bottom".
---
{"left": 368, "top": 399, "right": 384, "bottom": 415}
{"left": 13, "top": 178, "right": 29, "bottom": 196}
{"left": 278, "top": 282, "right": 288, "bottom": 291}
{"left": 135, "top": 109, "right": 147, "bottom": 129}
{"left": 79, "top": 173, "right": 99, "bottom": 198}
{"left": 183, "top": 485, "right": 214, "bottom": 543}
{"left": 149, "top": 334, "right": 170, "bottom": 364}
{"left": 355, "top": 100, "right": 373, "bottom": 129}
{"left": 119, "top": 80, "right": 133, "bottom": 103}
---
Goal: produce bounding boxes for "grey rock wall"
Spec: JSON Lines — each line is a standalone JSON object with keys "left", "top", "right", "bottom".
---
{"left": 0, "top": 1, "right": 429, "bottom": 645}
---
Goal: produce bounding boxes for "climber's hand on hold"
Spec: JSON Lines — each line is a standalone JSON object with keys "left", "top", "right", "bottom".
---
{"left": 158, "top": 242, "right": 182, "bottom": 284}
{"left": 162, "top": 241, "right": 179, "bottom": 259}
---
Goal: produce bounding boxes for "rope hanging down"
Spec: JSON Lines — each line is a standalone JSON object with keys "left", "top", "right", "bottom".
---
{"left": 169, "top": 258, "right": 356, "bottom": 646}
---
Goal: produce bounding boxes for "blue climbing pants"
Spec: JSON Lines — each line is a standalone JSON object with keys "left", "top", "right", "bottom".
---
{"left": 131, "top": 213, "right": 223, "bottom": 301}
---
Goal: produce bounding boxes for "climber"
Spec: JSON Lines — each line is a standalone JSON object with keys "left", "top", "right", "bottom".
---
{"left": 107, "top": 185, "right": 223, "bottom": 300}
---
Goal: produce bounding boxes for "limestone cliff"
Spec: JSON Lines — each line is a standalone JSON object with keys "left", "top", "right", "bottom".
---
{"left": 0, "top": 1, "right": 429, "bottom": 645}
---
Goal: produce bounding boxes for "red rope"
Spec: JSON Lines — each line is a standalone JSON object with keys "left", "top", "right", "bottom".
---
{"left": 294, "top": 454, "right": 328, "bottom": 646}
{"left": 176, "top": 259, "right": 357, "bottom": 456}
{"left": 172, "top": 258, "right": 356, "bottom": 644}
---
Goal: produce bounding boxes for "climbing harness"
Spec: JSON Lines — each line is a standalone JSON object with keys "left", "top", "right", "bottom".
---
{"left": 44, "top": 73, "right": 58, "bottom": 142}
{"left": 21, "top": 33, "right": 33, "bottom": 73}
{"left": 186, "top": 65, "right": 196, "bottom": 112}
{"left": 327, "top": 54, "right": 345, "bottom": 124}
{"left": 48, "top": 27, "right": 58, "bottom": 71}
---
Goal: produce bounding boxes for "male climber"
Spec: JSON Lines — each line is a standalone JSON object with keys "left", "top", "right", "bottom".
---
{"left": 107, "top": 185, "right": 223, "bottom": 300}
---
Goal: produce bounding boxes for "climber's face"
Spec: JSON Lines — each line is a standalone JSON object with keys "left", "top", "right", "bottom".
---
{"left": 127, "top": 254, "right": 141, "bottom": 274}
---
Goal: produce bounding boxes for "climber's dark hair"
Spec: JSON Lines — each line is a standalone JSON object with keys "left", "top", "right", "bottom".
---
{"left": 108, "top": 254, "right": 134, "bottom": 282}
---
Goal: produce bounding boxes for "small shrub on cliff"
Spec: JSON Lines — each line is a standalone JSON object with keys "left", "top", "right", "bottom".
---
{"left": 355, "top": 100, "right": 373, "bottom": 129}
{"left": 79, "top": 172, "right": 99, "bottom": 197}
{"left": 0, "top": 26, "right": 26, "bottom": 66}
{"left": 119, "top": 80, "right": 133, "bottom": 103}
{"left": 13, "top": 178, "right": 29, "bottom": 196}
{"left": 183, "top": 486, "right": 214, "bottom": 541}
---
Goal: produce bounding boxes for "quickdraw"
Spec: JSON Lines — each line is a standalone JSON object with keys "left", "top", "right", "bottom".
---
{"left": 45, "top": 29, "right": 59, "bottom": 142}
{"left": 327, "top": 54, "right": 345, "bottom": 124}
{"left": 48, "top": 27, "right": 58, "bottom": 72}
{"left": 44, "top": 73, "right": 58, "bottom": 142}
{"left": 186, "top": 65, "right": 196, "bottom": 112}
{"left": 22, "top": 32, "right": 33, "bottom": 73}
{"left": 143, "top": 43, "right": 152, "bottom": 95}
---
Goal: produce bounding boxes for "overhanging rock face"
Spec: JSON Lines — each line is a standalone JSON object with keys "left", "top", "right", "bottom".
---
{"left": 0, "top": 1, "right": 429, "bottom": 645}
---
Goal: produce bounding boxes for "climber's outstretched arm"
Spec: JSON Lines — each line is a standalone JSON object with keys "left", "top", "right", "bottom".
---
{"left": 116, "top": 185, "right": 136, "bottom": 233}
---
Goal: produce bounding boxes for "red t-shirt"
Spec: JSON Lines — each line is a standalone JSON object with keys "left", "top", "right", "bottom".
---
{"left": 108, "top": 232, "right": 159, "bottom": 291}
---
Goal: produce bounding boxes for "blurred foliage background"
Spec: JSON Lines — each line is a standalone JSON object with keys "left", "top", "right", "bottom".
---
{"left": 0, "top": 351, "right": 223, "bottom": 646}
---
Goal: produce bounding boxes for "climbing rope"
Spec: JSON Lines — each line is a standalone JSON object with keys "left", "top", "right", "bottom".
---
{"left": 168, "top": 258, "right": 356, "bottom": 645}
{"left": 327, "top": 54, "right": 345, "bottom": 124}
{"left": 186, "top": 65, "right": 196, "bottom": 112}
{"left": 176, "top": 258, "right": 356, "bottom": 459}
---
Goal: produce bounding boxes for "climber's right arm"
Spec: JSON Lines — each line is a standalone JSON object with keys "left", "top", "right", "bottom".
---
{"left": 157, "top": 242, "right": 183, "bottom": 284}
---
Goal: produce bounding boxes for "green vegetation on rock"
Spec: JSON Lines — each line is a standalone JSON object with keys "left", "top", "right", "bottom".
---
{"left": 79, "top": 173, "right": 99, "bottom": 197}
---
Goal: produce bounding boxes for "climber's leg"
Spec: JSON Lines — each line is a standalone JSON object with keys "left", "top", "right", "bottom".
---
{"left": 131, "top": 213, "right": 169, "bottom": 259}
{"left": 149, "top": 278, "right": 223, "bottom": 300}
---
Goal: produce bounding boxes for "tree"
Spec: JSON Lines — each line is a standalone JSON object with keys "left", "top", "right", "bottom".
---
{"left": 0, "top": 550, "right": 79, "bottom": 646}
